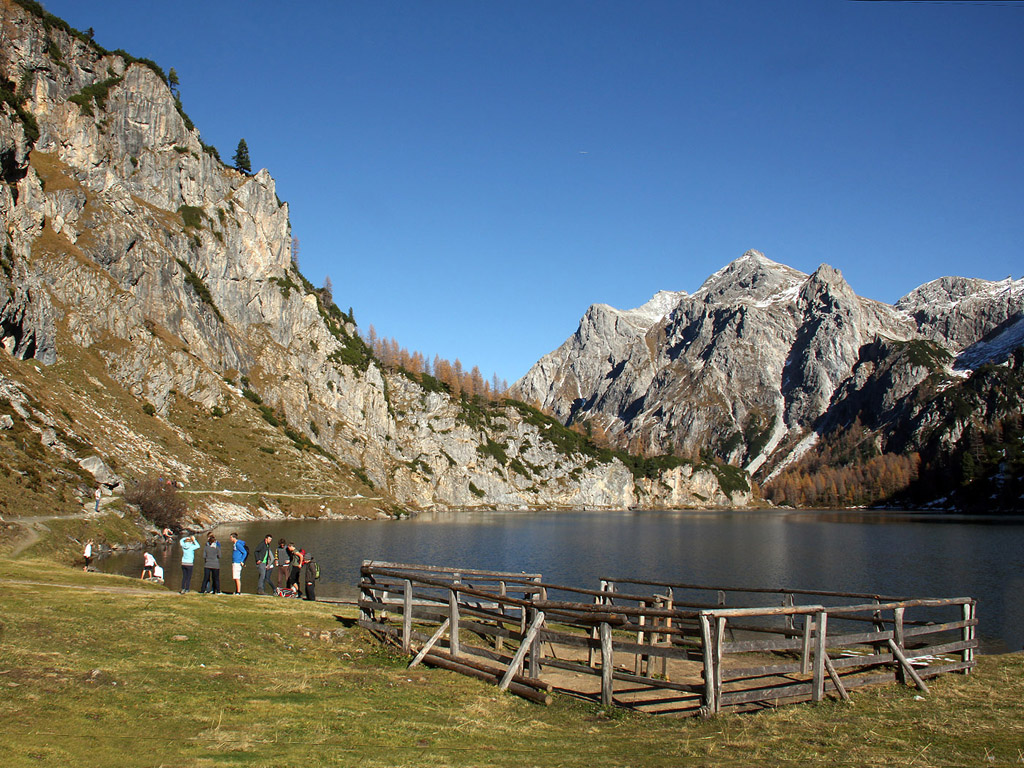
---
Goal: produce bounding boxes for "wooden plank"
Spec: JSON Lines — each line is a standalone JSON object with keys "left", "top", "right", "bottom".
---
{"left": 906, "top": 639, "right": 977, "bottom": 658}
{"left": 829, "top": 651, "right": 895, "bottom": 670}
{"left": 424, "top": 647, "right": 552, "bottom": 692}
{"left": 918, "top": 660, "right": 975, "bottom": 678}
{"left": 706, "top": 604, "right": 826, "bottom": 619}
{"left": 419, "top": 652, "right": 551, "bottom": 705}
{"left": 499, "top": 611, "right": 546, "bottom": 691}
{"left": 724, "top": 627, "right": 894, "bottom": 654}
{"left": 408, "top": 618, "right": 450, "bottom": 669}
{"left": 720, "top": 681, "right": 814, "bottom": 707}
{"left": 724, "top": 661, "right": 805, "bottom": 681}
{"left": 362, "top": 560, "right": 541, "bottom": 581}
{"left": 606, "top": 669, "right": 703, "bottom": 694}
{"left": 603, "top": 576, "right": 901, "bottom": 602}
{"left": 903, "top": 618, "right": 976, "bottom": 638}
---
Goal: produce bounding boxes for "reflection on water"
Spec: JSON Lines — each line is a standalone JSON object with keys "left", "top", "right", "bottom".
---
{"left": 100, "top": 509, "right": 1024, "bottom": 653}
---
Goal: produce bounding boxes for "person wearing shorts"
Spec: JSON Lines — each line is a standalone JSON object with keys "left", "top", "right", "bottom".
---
{"left": 230, "top": 532, "right": 247, "bottom": 595}
{"left": 141, "top": 551, "right": 156, "bottom": 579}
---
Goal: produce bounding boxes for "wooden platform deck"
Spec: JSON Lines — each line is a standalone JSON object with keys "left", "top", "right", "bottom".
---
{"left": 358, "top": 561, "right": 977, "bottom": 717}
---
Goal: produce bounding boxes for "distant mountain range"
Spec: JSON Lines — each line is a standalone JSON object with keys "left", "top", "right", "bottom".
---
{"left": 512, "top": 250, "right": 1024, "bottom": 509}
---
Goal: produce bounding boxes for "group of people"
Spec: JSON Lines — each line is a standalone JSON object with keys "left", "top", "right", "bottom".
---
{"left": 176, "top": 532, "right": 320, "bottom": 600}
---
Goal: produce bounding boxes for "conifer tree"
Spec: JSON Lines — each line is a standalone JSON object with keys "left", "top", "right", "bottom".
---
{"left": 233, "top": 138, "right": 251, "bottom": 173}
{"left": 168, "top": 68, "right": 180, "bottom": 95}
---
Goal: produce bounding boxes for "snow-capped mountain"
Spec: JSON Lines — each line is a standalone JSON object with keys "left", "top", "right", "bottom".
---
{"left": 512, "top": 251, "right": 1023, "bottom": 478}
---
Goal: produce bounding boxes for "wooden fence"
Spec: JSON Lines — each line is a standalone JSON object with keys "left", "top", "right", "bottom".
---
{"left": 358, "top": 561, "right": 977, "bottom": 716}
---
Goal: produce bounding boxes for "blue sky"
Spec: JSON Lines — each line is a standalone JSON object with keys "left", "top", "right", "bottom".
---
{"left": 44, "top": 1, "right": 1024, "bottom": 384}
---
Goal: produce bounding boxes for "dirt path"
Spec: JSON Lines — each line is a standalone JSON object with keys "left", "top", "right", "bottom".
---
{"left": 4, "top": 497, "right": 117, "bottom": 557}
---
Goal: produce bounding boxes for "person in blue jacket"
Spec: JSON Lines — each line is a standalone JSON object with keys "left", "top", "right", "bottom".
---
{"left": 230, "top": 532, "right": 248, "bottom": 595}
{"left": 179, "top": 534, "right": 200, "bottom": 593}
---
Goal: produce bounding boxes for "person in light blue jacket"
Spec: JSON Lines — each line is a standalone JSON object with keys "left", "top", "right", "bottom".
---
{"left": 179, "top": 534, "right": 200, "bottom": 593}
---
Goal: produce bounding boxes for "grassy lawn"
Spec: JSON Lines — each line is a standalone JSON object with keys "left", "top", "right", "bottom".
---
{"left": 0, "top": 554, "right": 1021, "bottom": 767}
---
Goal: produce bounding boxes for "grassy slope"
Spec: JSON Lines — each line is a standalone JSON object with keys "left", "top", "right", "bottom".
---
{"left": 0, "top": 552, "right": 1021, "bottom": 768}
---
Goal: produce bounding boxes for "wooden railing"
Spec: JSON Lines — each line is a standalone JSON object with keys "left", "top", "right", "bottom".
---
{"left": 358, "top": 560, "right": 977, "bottom": 716}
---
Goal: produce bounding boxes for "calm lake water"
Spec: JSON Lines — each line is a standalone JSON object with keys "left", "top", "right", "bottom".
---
{"left": 102, "top": 509, "right": 1024, "bottom": 653}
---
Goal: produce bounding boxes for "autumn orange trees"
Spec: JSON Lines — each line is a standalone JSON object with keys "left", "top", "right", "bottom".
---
{"left": 363, "top": 325, "right": 509, "bottom": 402}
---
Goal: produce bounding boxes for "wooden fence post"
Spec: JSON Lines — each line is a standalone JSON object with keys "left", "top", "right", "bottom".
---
{"left": 961, "top": 601, "right": 976, "bottom": 672}
{"left": 600, "top": 621, "right": 614, "bottom": 707}
{"left": 496, "top": 581, "right": 507, "bottom": 653}
{"left": 699, "top": 613, "right": 714, "bottom": 714}
{"left": 801, "top": 613, "right": 814, "bottom": 675}
{"left": 812, "top": 610, "right": 828, "bottom": 702}
{"left": 359, "top": 563, "right": 375, "bottom": 624}
{"left": 449, "top": 584, "right": 460, "bottom": 658}
{"left": 402, "top": 579, "right": 413, "bottom": 652}
{"left": 635, "top": 601, "right": 647, "bottom": 676}
{"left": 893, "top": 606, "right": 906, "bottom": 684}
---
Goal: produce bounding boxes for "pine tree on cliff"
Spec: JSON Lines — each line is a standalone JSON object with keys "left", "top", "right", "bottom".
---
{"left": 233, "top": 139, "right": 251, "bottom": 173}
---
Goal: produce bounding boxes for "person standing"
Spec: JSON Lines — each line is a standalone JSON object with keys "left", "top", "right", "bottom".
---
{"left": 93, "top": 486, "right": 102, "bottom": 513}
{"left": 200, "top": 533, "right": 221, "bottom": 594}
{"left": 82, "top": 539, "right": 93, "bottom": 571}
{"left": 230, "top": 532, "right": 247, "bottom": 595}
{"left": 286, "top": 544, "right": 302, "bottom": 595}
{"left": 179, "top": 534, "right": 200, "bottom": 593}
{"left": 254, "top": 534, "right": 274, "bottom": 595}
{"left": 141, "top": 551, "right": 156, "bottom": 579}
{"left": 301, "top": 552, "right": 318, "bottom": 602}
{"left": 275, "top": 538, "right": 288, "bottom": 591}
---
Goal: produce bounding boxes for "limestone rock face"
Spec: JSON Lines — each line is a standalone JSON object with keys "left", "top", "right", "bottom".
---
{"left": 513, "top": 251, "right": 922, "bottom": 473}
{"left": 513, "top": 249, "right": 1022, "bottom": 480}
{"left": 895, "top": 276, "right": 1024, "bottom": 361}
{"left": 0, "top": 0, "right": 749, "bottom": 512}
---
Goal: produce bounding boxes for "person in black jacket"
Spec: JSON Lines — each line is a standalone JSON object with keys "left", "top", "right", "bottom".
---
{"left": 200, "top": 533, "right": 221, "bottom": 594}
{"left": 286, "top": 544, "right": 302, "bottom": 595}
{"left": 301, "top": 553, "right": 318, "bottom": 602}
{"left": 254, "top": 534, "right": 274, "bottom": 595}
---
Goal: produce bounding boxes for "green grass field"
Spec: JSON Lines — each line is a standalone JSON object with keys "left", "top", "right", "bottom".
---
{"left": 0, "top": 546, "right": 1022, "bottom": 767}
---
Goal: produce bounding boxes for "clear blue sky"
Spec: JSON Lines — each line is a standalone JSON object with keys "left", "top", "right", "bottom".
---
{"left": 43, "top": 1, "right": 1024, "bottom": 384}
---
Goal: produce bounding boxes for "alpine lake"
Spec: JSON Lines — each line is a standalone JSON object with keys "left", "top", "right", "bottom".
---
{"left": 100, "top": 508, "right": 1024, "bottom": 653}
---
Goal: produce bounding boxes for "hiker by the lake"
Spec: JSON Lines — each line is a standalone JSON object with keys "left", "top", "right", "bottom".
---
{"left": 141, "top": 551, "right": 156, "bottom": 580}
{"left": 275, "top": 538, "right": 288, "bottom": 590}
{"left": 179, "top": 534, "right": 199, "bottom": 593}
{"left": 230, "top": 532, "right": 247, "bottom": 595}
{"left": 301, "top": 552, "right": 318, "bottom": 602}
{"left": 286, "top": 544, "right": 302, "bottom": 594}
{"left": 254, "top": 533, "right": 274, "bottom": 595}
{"left": 82, "top": 539, "right": 93, "bottom": 571}
{"left": 200, "top": 533, "right": 221, "bottom": 594}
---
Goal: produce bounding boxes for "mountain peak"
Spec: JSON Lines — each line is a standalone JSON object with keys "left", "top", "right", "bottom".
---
{"left": 695, "top": 250, "right": 807, "bottom": 304}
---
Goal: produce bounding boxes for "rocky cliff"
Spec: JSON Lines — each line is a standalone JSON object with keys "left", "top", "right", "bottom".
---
{"left": 0, "top": 0, "right": 749, "bottom": 520}
{"left": 513, "top": 249, "right": 1024, "bottom": 504}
